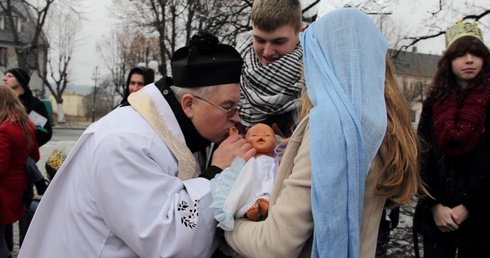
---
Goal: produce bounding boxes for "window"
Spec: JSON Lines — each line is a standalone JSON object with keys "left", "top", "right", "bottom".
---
{"left": 4, "top": 16, "right": 18, "bottom": 32}
{"left": 0, "top": 47, "right": 8, "bottom": 67}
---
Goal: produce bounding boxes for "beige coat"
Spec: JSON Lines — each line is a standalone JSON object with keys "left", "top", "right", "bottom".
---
{"left": 225, "top": 116, "right": 386, "bottom": 258}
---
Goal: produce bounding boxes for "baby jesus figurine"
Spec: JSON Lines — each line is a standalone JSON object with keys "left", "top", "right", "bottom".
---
{"left": 242, "top": 123, "right": 277, "bottom": 221}
{"left": 211, "top": 123, "right": 281, "bottom": 230}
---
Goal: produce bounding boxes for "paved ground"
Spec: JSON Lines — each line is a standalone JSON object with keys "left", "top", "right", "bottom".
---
{"left": 11, "top": 127, "right": 80, "bottom": 258}
{"left": 385, "top": 204, "right": 422, "bottom": 257}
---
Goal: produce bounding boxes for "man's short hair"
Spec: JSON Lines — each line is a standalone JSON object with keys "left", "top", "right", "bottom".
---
{"left": 251, "top": 0, "right": 302, "bottom": 32}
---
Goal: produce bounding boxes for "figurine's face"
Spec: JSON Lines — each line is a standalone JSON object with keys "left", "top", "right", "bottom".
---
{"left": 246, "top": 123, "right": 276, "bottom": 156}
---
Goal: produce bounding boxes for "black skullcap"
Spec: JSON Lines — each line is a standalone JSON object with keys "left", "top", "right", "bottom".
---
{"left": 7, "top": 68, "right": 31, "bottom": 92}
{"left": 171, "top": 31, "right": 243, "bottom": 88}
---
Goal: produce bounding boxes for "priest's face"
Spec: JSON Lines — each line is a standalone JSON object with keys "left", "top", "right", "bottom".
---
{"left": 187, "top": 83, "right": 240, "bottom": 143}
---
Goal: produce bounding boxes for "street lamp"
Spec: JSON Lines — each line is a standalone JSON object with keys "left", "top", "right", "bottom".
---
{"left": 91, "top": 66, "right": 100, "bottom": 122}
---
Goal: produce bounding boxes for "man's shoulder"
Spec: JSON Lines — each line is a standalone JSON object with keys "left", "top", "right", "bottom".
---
{"left": 235, "top": 31, "right": 253, "bottom": 54}
{"left": 20, "top": 94, "right": 46, "bottom": 111}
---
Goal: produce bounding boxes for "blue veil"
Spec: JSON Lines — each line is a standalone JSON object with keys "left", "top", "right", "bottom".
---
{"left": 301, "top": 8, "right": 388, "bottom": 258}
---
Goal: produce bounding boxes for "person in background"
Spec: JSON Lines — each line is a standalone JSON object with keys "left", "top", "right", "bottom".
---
{"left": 18, "top": 31, "right": 255, "bottom": 258}
{"left": 119, "top": 66, "right": 155, "bottom": 106}
{"left": 413, "top": 20, "right": 490, "bottom": 258}
{"left": 0, "top": 86, "right": 39, "bottom": 258}
{"left": 236, "top": 0, "right": 304, "bottom": 137}
{"left": 3, "top": 68, "right": 52, "bottom": 146}
{"left": 211, "top": 8, "right": 426, "bottom": 258}
{"left": 2, "top": 68, "right": 50, "bottom": 250}
{"left": 375, "top": 199, "right": 400, "bottom": 257}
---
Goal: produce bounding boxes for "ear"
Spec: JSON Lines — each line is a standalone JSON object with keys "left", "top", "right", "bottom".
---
{"left": 181, "top": 94, "right": 195, "bottom": 118}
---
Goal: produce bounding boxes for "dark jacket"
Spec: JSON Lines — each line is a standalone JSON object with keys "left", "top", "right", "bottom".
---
{"left": 413, "top": 101, "right": 490, "bottom": 249}
{"left": 18, "top": 92, "right": 52, "bottom": 147}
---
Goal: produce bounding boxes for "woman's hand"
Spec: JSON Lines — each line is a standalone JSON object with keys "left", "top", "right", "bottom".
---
{"left": 451, "top": 204, "right": 469, "bottom": 225}
{"left": 431, "top": 203, "right": 459, "bottom": 232}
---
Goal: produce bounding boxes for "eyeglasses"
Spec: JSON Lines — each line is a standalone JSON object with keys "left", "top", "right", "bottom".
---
{"left": 193, "top": 95, "right": 238, "bottom": 119}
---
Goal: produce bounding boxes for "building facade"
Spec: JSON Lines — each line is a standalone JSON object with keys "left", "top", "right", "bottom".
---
{"left": 0, "top": 1, "right": 48, "bottom": 98}
{"left": 390, "top": 48, "right": 441, "bottom": 126}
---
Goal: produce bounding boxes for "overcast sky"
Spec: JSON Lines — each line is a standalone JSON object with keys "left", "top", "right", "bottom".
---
{"left": 69, "top": 0, "right": 114, "bottom": 86}
{"left": 68, "top": 0, "right": 488, "bottom": 86}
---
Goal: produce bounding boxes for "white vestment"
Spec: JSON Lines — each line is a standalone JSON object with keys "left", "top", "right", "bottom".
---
{"left": 19, "top": 84, "right": 217, "bottom": 258}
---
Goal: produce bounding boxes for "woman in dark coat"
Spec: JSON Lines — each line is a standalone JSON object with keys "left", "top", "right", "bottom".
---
{"left": 413, "top": 21, "right": 490, "bottom": 258}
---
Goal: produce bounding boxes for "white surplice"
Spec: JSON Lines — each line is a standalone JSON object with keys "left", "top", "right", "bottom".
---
{"left": 19, "top": 84, "right": 217, "bottom": 258}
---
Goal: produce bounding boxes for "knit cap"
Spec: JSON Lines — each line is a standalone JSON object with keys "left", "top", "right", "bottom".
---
{"left": 7, "top": 68, "right": 30, "bottom": 91}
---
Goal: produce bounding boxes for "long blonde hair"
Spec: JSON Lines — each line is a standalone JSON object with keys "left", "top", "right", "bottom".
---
{"left": 0, "top": 86, "right": 34, "bottom": 149}
{"left": 299, "top": 55, "right": 427, "bottom": 205}
{"left": 379, "top": 56, "right": 427, "bottom": 204}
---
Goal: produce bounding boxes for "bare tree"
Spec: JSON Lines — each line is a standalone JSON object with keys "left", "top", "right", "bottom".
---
{"left": 82, "top": 77, "right": 113, "bottom": 121}
{"left": 96, "top": 28, "right": 160, "bottom": 104}
{"left": 97, "top": 76, "right": 120, "bottom": 110}
{"left": 96, "top": 29, "right": 130, "bottom": 102}
{"left": 43, "top": 7, "right": 82, "bottom": 123}
{"left": 110, "top": 0, "right": 253, "bottom": 75}
{"left": 0, "top": 0, "right": 79, "bottom": 93}
{"left": 0, "top": 0, "right": 52, "bottom": 71}
{"left": 393, "top": 0, "right": 489, "bottom": 57}
{"left": 110, "top": 0, "right": 172, "bottom": 75}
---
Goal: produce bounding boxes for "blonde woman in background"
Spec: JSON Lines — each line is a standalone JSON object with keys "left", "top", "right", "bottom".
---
{"left": 0, "top": 86, "right": 39, "bottom": 258}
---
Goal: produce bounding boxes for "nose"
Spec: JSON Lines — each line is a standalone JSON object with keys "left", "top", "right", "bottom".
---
{"left": 263, "top": 43, "right": 275, "bottom": 57}
{"left": 465, "top": 53, "right": 474, "bottom": 64}
{"left": 2, "top": 76, "right": 7, "bottom": 81}
{"left": 229, "top": 110, "right": 240, "bottom": 123}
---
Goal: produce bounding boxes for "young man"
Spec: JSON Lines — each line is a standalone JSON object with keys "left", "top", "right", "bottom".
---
{"left": 18, "top": 32, "right": 256, "bottom": 258}
{"left": 119, "top": 66, "right": 155, "bottom": 105}
{"left": 237, "top": 0, "right": 304, "bottom": 137}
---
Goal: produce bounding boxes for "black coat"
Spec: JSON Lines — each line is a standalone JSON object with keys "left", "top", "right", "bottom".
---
{"left": 19, "top": 93, "right": 52, "bottom": 147}
{"left": 413, "top": 101, "right": 490, "bottom": 249}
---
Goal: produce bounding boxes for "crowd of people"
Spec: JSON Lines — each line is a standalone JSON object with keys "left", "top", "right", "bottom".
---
{"left": 0, "top": 0, "right": 488, "bottom": 258}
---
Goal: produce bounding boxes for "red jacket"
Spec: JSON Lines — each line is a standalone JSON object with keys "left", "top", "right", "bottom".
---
{"left": 0, "top": 121, "right": 39, "bottom": 224}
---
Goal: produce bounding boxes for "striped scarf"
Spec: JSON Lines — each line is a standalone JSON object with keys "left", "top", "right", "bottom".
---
{"left": 237, "top": 31, "right": 303, "bottom": 127}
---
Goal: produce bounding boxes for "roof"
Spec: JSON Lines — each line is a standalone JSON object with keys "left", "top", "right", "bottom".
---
{"left": 0, "top": 1, "right": 46, "bottom": 45}
{"left": 389, "top": 48, "right": 441, "bottom": 78}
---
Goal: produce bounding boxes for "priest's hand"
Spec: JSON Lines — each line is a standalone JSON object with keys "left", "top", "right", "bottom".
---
{"left": 211, "top": 134, "right": 256, "bottom": 169}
